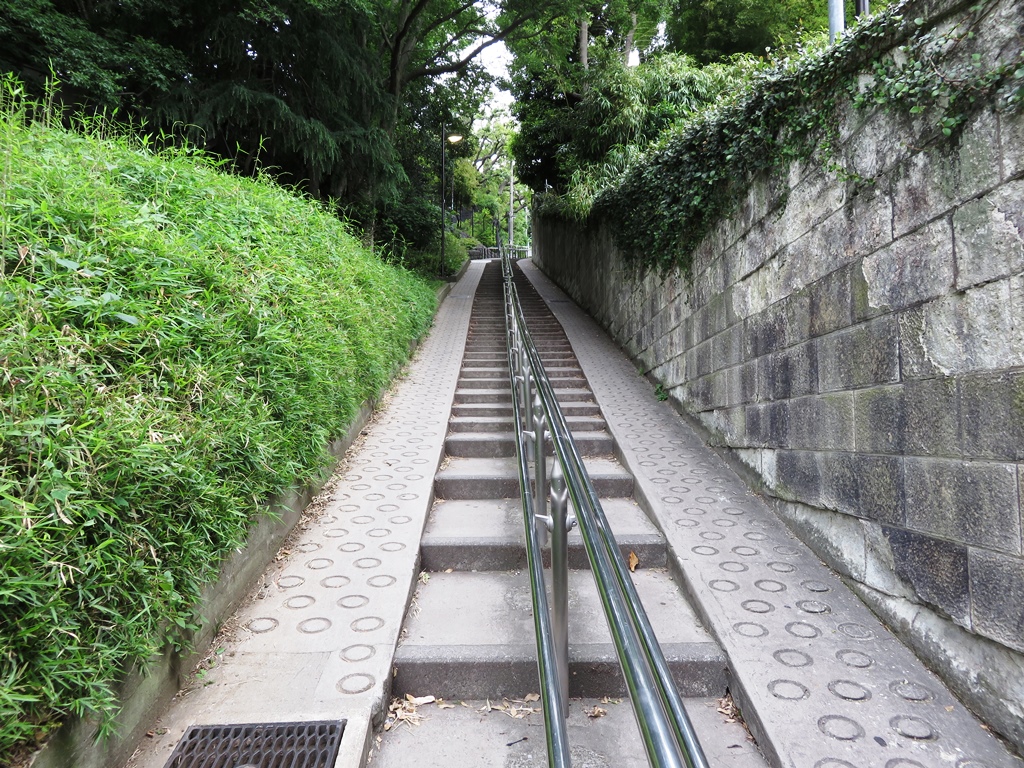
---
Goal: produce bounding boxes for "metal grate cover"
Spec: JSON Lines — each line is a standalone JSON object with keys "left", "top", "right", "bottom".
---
{"left": 163, "top": 720, "right": 344, "bottom": 768}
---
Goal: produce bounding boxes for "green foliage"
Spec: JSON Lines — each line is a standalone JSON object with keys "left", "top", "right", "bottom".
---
{"left": 0, "top": 82, "right": 435, "bottom": 761}
{"left": 665, "top": 0, "right": 830, "bottom": 63}
{"left": 592, "top": 0, "right": 1022, "bottom": 273}
{"left": 528, "top": 54, "right": 754, "bottom": 218}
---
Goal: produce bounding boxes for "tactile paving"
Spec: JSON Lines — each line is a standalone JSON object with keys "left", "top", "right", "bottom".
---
{"left": 519, "top": 259, "right": 1023, "bottom": 768}
{"left": 127, "top": 264, "right": 486, "bottom": 768}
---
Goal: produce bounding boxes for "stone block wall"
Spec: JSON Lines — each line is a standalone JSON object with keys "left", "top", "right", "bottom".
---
{"left": 532, "top": 0, "right": 1024, "bottom": 750}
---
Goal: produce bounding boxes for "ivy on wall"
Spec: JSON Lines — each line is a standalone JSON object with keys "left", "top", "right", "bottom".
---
{"left": 583, "top": 0, "right": 1023, "bottom": 274}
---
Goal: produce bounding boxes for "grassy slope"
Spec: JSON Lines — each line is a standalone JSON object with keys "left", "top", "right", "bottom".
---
{"left": 0, "top": 92, "right": 436, "bottom": 758}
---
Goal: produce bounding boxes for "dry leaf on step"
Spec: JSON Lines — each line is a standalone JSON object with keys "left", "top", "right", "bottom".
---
{"left": 628, "top": 551, "right": 639, "bottom": 572}
{"left": 524, "top": 693, "right": 540, "bottom": 702}
{"left": 586, "top": 706, "right": 607, "bottom": 718}
{"left": 406, "top": 694, "right": 435, "bottom": 706}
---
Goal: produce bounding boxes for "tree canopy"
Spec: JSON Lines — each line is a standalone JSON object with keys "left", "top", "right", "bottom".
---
{"left": 0, "top": 0, "right": 571, "bottom": 249}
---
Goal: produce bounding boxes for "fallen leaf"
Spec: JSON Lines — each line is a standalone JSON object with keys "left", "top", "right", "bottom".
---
{"left": 600, "top": 696, "right": 622, "bottom": 705}
{"left": 479, "top": 700, "right": 493, "bottom": 712}
{"left": 945, "top": 706, "right": 954, "bottom": 712}
{"left": 628, "top": 551, "right": 639, "bottom": 572}
{"left": 586, "top": 706, "right": 607, "bottom": 718}
{"left": 524, "top": 693, "right": 540, "bottom": 702}
{"left": 406, "top": 694, "right": 436, "bottom": 706}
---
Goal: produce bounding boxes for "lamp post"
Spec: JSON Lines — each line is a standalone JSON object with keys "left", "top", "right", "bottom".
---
{"left": 440, "top": 129, "right": 463, "bottom": 279}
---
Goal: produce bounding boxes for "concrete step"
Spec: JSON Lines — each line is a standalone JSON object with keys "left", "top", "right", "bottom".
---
{"left": 444, "top": 431, "right": 614, "bottom": 458}
{"left": 457, "top": 376, "right": 589, "bottom": 391}
{"left": 392, "top": 570, "right": 726, "bottom": 699}
{"left": 448, "top": 415, "right": 606, "bottom": 433}
{"left": 371, "top": 696, "right": 767, "bottom": 768}
{"left": 451, "top": 403, "right": 513, "bottom": 418}
{"left": 456, "top": 377, "right": 511, "bottom": 390}
{"left": 453, "top": 388, "right": 595, "bottom": 405}
{"left": 458, "top": 367, "right": 509, "bottom": 378}
{"left": 450, "top": 402, "right": 600, "bottom": 419}
{"left": 420, "top": 497, "right": 667, "bottom": 572}
{"left": 434, "top": 456, "right": 633, "bottom": 499}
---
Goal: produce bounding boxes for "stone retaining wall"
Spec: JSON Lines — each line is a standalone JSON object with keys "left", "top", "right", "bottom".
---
{"left": 532, "top": 0, "right": 1024, "bottom": 750}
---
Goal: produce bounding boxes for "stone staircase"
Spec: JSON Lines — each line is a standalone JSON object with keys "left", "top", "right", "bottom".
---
{"left": 373, "top": 262, "right": 764, "bottom": 767}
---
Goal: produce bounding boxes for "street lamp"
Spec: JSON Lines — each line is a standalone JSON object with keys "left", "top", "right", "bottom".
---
{"left": 440, "top": 130, "right": 463, "bottom": 279}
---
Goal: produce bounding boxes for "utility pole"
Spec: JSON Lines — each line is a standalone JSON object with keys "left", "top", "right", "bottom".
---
{"left": 509, "top": 159, "right": 515, "bottom": 250}
{"left": 829, "top": 0, "right": 845, "bottom": 42}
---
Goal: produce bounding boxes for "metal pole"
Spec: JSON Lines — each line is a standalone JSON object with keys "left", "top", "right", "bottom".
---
{"left": 440, "top": 125, "right": 446, "bottom": 279}
{"left": 828, "top": 0, "right": 845, "bottom": 42}
{"left": 855, "top": 0, "right": 869, "bottom": 16}
{"left": 509, "top": 160, "right": 515, "bottom": 249}
{"left": 550, "top": 461, "right": 570, "bottom": 718}
{"left": 532, "top": 394, "right": 547, "bottom": 542}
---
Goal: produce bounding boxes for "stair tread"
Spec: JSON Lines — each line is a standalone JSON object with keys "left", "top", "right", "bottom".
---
{"left": 397, "top": 569, "right": 716, "bottom": 652}
{"left": 437, "top": 455, "right": 629, "bottom": 480}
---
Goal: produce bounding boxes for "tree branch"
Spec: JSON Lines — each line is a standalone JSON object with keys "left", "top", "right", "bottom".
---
{"left": 406, "top": 12, "right": 537, "bottom": 82}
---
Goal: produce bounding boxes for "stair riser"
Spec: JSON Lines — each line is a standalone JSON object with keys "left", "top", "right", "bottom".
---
{"left": 435, "top": 474, "right": 633, "bottom": 499}
{"left": 444, "top": 434, "right": 614, "bottom": 458}
{"left": 420, "top": 538, "right": 667, "bottom": 572}
{"left": 393, "top": 646, "right": 727, "bottom": 700}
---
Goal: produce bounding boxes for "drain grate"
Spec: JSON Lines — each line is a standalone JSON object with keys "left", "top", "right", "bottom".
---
{"left": 162, "top": 720, "right": 344, "bottom": 768}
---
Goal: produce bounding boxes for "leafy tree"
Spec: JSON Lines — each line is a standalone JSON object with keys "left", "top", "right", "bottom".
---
{"left": 665, "top": 0, "right": 829, "bottom": 63}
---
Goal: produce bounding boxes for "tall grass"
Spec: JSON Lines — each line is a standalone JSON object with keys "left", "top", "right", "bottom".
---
{"left": 0, "top": 76, "right": 436, "bottom": 760}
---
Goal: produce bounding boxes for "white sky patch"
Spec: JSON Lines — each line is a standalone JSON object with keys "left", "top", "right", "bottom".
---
{"left": 479, "top": 40, "right": 514, "bottom": 110}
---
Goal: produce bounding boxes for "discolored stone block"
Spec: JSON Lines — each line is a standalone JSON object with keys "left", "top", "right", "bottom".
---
{"left": 809, "top": 265, "right": 854, "bottom": 338}
{"left": 1002, "top": 105, "right": 1024, "bottom": 181}
{"left": 745, "top": 403, "right": 768, "bottom": 446}
{"left": 862, "top": 218, "right": 955, "bottom": 311}
{"left": 960, "top": 371, "right": 1024, "bottom": 461}
{"left": 900, "top": 278, "right": 1024, "bottom": 377}
{"left": 892, "top": 149, "right": 956, "bottom": 238}
{"left": 903, "top": 376, "right": 960, "bottom": 457}
{"left": 953, "top": 181, "right": 1024, "bottom": 290}
{"left": 854, "top": 385, "right": 906, "bottom": 454}
{"left": 851, "top": 258, "right": 888, "bottom": 323}
{"left": 743, "top": 294, "right": 812, "bottom": 359}
{"left": 905, "top": 458, "right": 1021, "bottom": 553}
{"left": 817, "top": 315, "right": 900, "bottom": 392}
{"left": 774, "top": 450, "right": 822, "bottom": 504}
{"left": 969, "top": 549, "right": 1024, "bottom": 653}
{"left": 821, "top": 452, "right": 905, "bottom": 525}
{"left": 884, "top": 527, "right": 970, "bottom": 626}
{"left": 758, "top": 343, "right": 818, "bottom": 401}
{"left": 788, "top": 393, "right": 854, "bottom": 451}
{"left": 711, "top": 324, "right": 744, "bottom": 371}
{"left": 739, "top": 360, "right": 758, "bottom": 404}
{"left": 694, "top": 338, "right": 714, "bottom": 378}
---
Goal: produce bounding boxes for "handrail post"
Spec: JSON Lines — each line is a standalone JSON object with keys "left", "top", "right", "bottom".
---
{"left": 532, "top": 394, "right": 549, "bottom": 546}
{"left": 550, "top": 460, "right": 571, "bottom": 718}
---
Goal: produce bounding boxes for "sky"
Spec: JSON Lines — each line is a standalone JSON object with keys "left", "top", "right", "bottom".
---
{"left": 479, "top": 40, "right": 514, "bottom": 110}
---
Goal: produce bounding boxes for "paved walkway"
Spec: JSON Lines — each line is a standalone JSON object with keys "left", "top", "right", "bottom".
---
{"left": 127, "top": 265, "right": 482, "bottom": 768}
{"left": 127, "top": 260, "right": 1022, "bottom": 768}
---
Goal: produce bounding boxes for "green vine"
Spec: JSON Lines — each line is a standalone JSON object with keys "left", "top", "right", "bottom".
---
{"left": 577, "top": 0, "right": 1021, "bottom": 274}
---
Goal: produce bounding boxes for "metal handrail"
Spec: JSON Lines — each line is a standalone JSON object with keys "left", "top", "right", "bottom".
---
{"left": 505, "top": 261, "right": 572, "bottom": 768}
{"left": 502, "top": 252, "right": 710, "bottom": 768}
